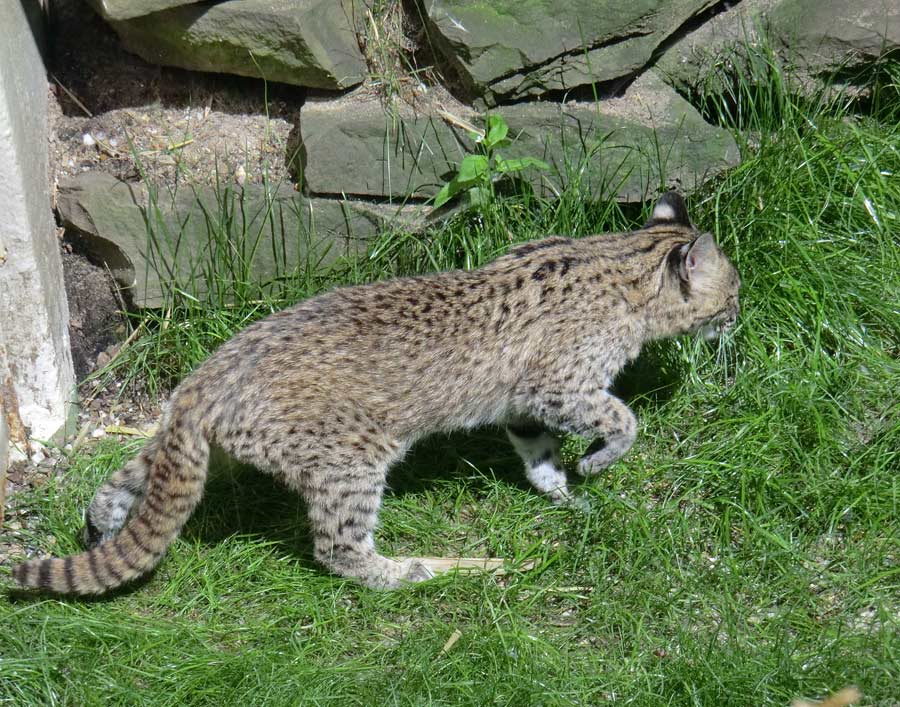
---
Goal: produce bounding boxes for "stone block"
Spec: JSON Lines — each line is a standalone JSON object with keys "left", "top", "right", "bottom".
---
{"left": 299, "top": 73, "right": 739, "bottom": 203}
{"left": 110, "top": 0, "right": 367, "bottom": 90}
{"left": 421, "top": 0, "right": 718, "bottom": 105}
{"left": 657, "top": 0, "right": 899, "bottom": 97}
{"left": 85, "top": 0, "right": 198, "bottom": 21}
{"left": 56, "top": 172, "right": 426, "bottom": 308}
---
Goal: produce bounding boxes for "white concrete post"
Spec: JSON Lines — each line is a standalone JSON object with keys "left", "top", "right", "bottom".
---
{"left": 0, "top": 0, "right": 75, "bottom": 468}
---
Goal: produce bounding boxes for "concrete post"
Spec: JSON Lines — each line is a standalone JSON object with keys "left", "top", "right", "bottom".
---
{"left": 0, "top": 0, "right": 75, "bottom": 468}
{"left": 0, "top": 395, "right": 7, "bottom": 523}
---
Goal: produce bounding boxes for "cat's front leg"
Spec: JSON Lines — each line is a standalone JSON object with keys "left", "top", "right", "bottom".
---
{"left": 574, "top": 391, "right": 637, "bottom": 475}
{"left": 531, "top": 389, "right": 637, "bottom": 476}
{"left": 506, "top": 422, "right": 573, "bottom": 506}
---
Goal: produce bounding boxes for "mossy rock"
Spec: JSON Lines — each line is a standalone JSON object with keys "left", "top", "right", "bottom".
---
{"left": 420, "top": 0, "right": 718, "bottom": 105}
{"left": 109, "top": 0, "right": 366, "bottom": 90}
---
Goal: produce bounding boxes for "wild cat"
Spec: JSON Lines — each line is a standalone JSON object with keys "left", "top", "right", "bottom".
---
{"left": 13, "top": 192, "right": 739, "bottom": 594}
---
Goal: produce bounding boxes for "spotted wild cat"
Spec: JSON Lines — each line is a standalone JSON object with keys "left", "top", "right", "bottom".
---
{"left": 12, "top": 191, "right": 740, "bottom": 594}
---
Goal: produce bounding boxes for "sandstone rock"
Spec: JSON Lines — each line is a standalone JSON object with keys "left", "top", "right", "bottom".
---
{"left": 769, "top": 0, "right": 899, "bottom": 76}
{"left": 298, "top": 92, "right": 473, "bottom": 199}
{"left": 420, "top": 0, "right": 718, "bottom": 105}
{"left": 502, "top": 71, "right": 739, "bottom": 201}
{"left": 657, "top": 0, "right": 899, "bottom": 97}
{"left": 85, "top": 0, "right": 197, "bottom": 22}
{"left": 56, "top": 173, "right": 424, "bottom": 307}
{"left": 109, "top": 0, "right": 367, "bottom": 90}
{"left": 299, "top": 74, "right": 738, "bottom": 203}
{"left": 655, "top": 0, "right": 775, "bottom": 96}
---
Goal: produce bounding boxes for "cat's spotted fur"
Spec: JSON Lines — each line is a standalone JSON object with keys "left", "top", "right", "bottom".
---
{"left": 12, "top": 192, "right": 740, "bottom": 594}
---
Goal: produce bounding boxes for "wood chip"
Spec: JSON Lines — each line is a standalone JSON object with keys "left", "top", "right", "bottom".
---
{"left": 439, "top": 629, "right": 462, "bottom": 655}
{"left": 395, "top": 556, "right": 536, "bottom": 576}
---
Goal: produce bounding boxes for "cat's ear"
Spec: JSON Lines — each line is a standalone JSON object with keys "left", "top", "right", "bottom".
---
{"left": 676, "top": 233, "right": 718, "bottom": 282}
{"left": 645, "top": 191, "right": 691, "bottom": 228}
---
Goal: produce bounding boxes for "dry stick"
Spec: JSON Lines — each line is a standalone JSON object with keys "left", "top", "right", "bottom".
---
{"left": 50, "top": 73, "right": 92, "bottom": 118}
{"left": 105, "top": 261, "right": 130, "bottom": 319}
{"left": 136, "top": 139, "right": 195, "bottom": 157}
{"left": 166, "top": 139, "right": 194, "bottom": 151}
{"left": 95, "top": 138, "right": 122, "bottom": 159}
{"left": 437, "top": 108, "right": 483, "bottom": 139}
{"left": 396, "top": 556, "right": 537, "bottom": 576}
{"left": 366, "top": 7, "right": 381, "bottom": 45}
{"left": 439, "top": 629, "right": 462, "bottom": 655}
{"left": 70, "top": 420, "right": 93, "bottom": 454}
{"left": 104, "top": 424, "right": 155, "bottom": 438}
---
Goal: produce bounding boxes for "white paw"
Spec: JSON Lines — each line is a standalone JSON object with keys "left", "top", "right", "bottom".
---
{"left": 577, "top": 458, "right": 601, "bottom": 476}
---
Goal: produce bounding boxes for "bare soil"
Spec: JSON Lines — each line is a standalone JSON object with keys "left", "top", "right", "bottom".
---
{"left": 47, "top": 0, "right": 304, "bottom": 197}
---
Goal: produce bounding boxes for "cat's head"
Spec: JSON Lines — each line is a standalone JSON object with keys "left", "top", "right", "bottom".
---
{"left": 646, "top": 192, "right": 741, "bottom": 339}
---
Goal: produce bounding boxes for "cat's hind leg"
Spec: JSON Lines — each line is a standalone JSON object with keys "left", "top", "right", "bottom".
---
{"left": 83, "top": 436, "right": 157, "bottom": 546}
{"left": 301, "top": 457, "right": 433, "bottom": 589}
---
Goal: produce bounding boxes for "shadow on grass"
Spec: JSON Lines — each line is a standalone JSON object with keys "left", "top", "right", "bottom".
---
{"left": 181, "top": 427, "right": 529, "bottom": 559}
{"left": 612, "top": 340, "right": 683, "bottom": 409}
{"left": 6, "top": 572, "right": 158, "bottom": 605}
{"left": 179, "top": 343, "right": 681, "bottom": 560}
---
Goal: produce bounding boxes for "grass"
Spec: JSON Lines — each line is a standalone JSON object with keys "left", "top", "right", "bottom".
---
{"left": 2, "top": 52, "right": 899, "bottom": 705}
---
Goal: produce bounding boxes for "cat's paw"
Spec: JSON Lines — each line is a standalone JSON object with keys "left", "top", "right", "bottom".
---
{"left": 577, "top": 456, "right": 609, "bottom": 476}
{"left": 549, "top": 489, "right": 591, "bottom": 512}
{"left": 401, "top": 559, "right": 435, "bottom": 584}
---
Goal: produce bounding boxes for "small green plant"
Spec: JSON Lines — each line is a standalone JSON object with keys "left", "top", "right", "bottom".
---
{"left": 433, "top": 114, "right": 549, "bottom": 209}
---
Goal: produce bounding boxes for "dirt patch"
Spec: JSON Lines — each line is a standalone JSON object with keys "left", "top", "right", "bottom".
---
{"left": 47, "top": 0, "right": 304, "bottom": 196}
{"left": 62, "top": 249, "right": 128, "bottom": 381}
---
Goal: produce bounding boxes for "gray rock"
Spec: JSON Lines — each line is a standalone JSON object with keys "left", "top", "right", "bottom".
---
{"left": 420, "top": 0, "right": 718, "bottom": 105}
{"left": 298, "top": 93, "right": 472, "bottom": 199}
{"left": 85, "top": 0, "right": 197, "bottom": 22}
{"left": 769, "top": 0, "right": 899, "bottom": 76}
{"left": 56, "top": 173, "right": 424, "bottom": 307}
{"left": 657, "top": 0, "right": 899, "bottom": 97}
{"left": 299, "top": 74, "right": 738, "bottom": 203}
{"left": 109, "top": 0, "right": 367, "bottom": 90}
{"left": 655, "top": 0, "right": 775, "bottom": 96}
{"left": 502, "top": 71, "right": 739, "bottom": 202}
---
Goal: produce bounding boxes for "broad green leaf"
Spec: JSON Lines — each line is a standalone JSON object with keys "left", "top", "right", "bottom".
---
{"left": 433, "top": 180, "right": 459, "bottom": 208}
{"left": 467, "top": 186, "right": 491, "bottom": 208}
{"left": 457, "top": 154, "right": 489, "bottom": 182}
{"left": 484, "top": 115, "right": 509, "bottom": 148}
